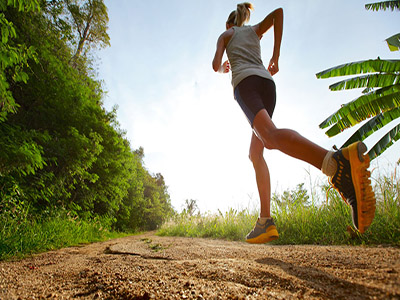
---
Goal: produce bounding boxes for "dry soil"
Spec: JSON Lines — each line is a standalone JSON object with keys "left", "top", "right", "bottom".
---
{"left": 0, "top": 232, "right": 399, "bottom": 299}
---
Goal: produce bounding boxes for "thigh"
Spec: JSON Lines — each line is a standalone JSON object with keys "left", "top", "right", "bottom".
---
{"left": 234, "top": 76, "right": 276, "bottom": 127}
{"left": 252, "top": 108, "right": 278, "bottom": 148}
{"left": 260, "top": 79, "right": 276, "bottom": 118}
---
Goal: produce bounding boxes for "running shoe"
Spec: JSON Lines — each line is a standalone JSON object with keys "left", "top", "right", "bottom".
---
{"left": 246, "top": 218, "right": 279, "bottom": 244}
{"left": 330, "top": 142, "right": 376, "bottom": 233}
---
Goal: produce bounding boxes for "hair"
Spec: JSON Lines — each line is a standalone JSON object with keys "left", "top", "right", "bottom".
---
{"left": 226, "top": 2, "right": 254, "bottom": 27}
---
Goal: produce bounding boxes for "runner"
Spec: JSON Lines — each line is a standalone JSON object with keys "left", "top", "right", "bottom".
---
{"left": 212, "top": 3, "right": 376, "bottom": 243}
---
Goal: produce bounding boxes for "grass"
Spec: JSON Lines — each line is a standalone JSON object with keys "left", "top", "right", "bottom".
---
{"left": 0, "top": 207, "right": 129, "bottom": 261}
{"left": 158, "top": 171, "right": 400, "bottom": 246}
{"left": 158, "top": 208, "right": 257, "bottom": 241}
{"left": 1, "top": 171, "right": 398, "bottom": 261}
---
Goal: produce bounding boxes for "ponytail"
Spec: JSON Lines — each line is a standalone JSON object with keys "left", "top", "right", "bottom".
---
{"left": 235, "top": 2, "right": 253, "bottom": 27}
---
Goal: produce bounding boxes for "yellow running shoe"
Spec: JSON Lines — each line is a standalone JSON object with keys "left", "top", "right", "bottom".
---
{"left": 330, "top": 142, "right": 376, "bottom": 233}
{"left": 246, "top": 218, "right": 279, "bottom": 244}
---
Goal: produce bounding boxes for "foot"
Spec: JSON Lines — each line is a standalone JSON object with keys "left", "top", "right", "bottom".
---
{"left": 246, "top": 218, "right": 279, "bottom": 244}
{"left": 330, "top": 142, "right": 376, "bottom": 233}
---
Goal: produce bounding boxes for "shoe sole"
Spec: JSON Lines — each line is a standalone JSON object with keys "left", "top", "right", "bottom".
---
{"left": 246, "top": 225, "right": 279, "bottom": 244}
{"left": 349, "top": 142, "right": 376, "bottom": 233}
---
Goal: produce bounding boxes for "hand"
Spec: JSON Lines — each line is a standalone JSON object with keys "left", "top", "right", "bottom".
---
{"left": 220, "top": 60, "right": 230, "bottom": 73}
{"left": 268, "top": 57, "right": 279, "bottom": 76}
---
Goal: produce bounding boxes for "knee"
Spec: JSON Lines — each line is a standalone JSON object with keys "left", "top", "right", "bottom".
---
{"left": 249, "top": 147, "right": 264, "bottom": 165}
{"left": 259, "top": 129, "right": 278, "bottom": 150}
{"left": 262, "top": 138, "right": 275, "bottom": 150}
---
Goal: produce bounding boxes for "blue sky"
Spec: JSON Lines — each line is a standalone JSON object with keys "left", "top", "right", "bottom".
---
{"left": 98, "top": 0, "right": 400, "bottom": 213}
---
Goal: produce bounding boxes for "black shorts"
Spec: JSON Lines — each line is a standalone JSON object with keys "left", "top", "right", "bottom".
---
{"left": 234, "top": 75, "right": 276, "bottom": 127}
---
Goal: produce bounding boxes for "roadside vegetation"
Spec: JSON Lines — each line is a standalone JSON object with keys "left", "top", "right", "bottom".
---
{"left": 0, "top": 0, "right": 173, "bottom": 260}
{"left": 0, "top": 205, "right": 130, "bottom": 261}
{"left": 158, "top": 170, "right": 400, "bottom": 246}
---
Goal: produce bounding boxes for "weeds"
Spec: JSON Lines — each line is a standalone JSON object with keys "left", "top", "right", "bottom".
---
{"left": 0, "top": 205, "right": 126, "bottom": 261}
{"left": 159, "top": 171, "right": 400, "bottom": 246}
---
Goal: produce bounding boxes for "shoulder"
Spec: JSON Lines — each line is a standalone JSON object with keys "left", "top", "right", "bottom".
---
{"left": 218, "top": 28, "right": 235, "bottom": 47}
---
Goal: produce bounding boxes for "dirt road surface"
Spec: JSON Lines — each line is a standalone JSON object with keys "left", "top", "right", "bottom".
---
{"left": 0, "top": 232, "right": 399, "bottom": 299}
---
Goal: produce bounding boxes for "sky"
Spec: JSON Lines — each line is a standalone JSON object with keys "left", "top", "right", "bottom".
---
{"left": 97, "top": 0, "right": 400, "bottom": 214}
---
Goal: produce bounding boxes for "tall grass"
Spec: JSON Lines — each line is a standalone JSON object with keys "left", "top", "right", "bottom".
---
{"left": 0, "top": 205, "right": 127, "bottom": 261}
{"left": 158, "top": 171, "right": 400, "bottom": 246}
{"left": 158, "top": 208, "right": 257, "bottom": 241}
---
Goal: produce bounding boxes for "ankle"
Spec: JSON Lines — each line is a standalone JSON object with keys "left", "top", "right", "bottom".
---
{"left": 321, "top": 151, "right": 337, "bottom": 177}
{"left": 259, "top": 216, "right": 271, "bottom": 225}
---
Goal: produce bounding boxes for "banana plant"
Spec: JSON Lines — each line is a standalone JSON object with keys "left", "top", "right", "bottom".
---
{"left": 316, "top": 1, "right": 400, "bottom": 160}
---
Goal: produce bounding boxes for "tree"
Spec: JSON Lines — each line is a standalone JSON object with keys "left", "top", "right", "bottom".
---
{"left": 272, "top": 183, "right": 310, "bottom": 213}
{"left": 0, "top": 0, "right": 173, "bottom": 233}
{"left": 182, "top": 199, "right": 199, "bottom": 216}
{"left": 0, "top": 0, "right": 40, "bottom": 122}
{"left": 316, "top": 1, "right": 400, "bottom": 160}
{"left": 44, "top": 0, "right": 110, "bottom": 58}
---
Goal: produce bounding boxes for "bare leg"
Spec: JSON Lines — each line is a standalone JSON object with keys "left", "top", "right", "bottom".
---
{"left": 252, "top": 109, "right": 328, "bottom": 169}
{"left": 249, "top": 132, "right": 271, "bottom": 218}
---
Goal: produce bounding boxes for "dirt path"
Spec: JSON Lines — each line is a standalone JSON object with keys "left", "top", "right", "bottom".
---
{"left": 0, "top": 233, "right": 399, "bottom": 299}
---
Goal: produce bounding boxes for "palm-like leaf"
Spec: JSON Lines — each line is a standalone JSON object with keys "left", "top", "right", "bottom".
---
{"left": 386, "top": 33, "right": 400, "bottom": 51}
{"left": 329, "top": 73, "right": 400, "bottom": 91}
{"left": 341, "top": 108, "right": 400, "bottom": 147}
{"left": 317, "top": 1, "right": 400, "bottom": 161}
{"left": 316, "top": 59, "right": 400, "bottom": 79}
{"left": 367, "top": 124, "right": 400, "bottom": 159}
{"left": 319, "top": 85, "right": 400, "bottom": 132}
{"left": 365, "top": 1, "right": 400, "bottom": 11}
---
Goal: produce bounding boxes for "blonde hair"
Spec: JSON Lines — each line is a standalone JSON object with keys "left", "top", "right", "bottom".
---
{"left": 226, "top": 2, "right": 254, "bottom": 27}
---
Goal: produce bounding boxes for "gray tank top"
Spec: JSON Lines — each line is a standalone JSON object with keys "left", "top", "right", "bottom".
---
{"left": 226, "top": 25, "right": 273, "bottom": 88}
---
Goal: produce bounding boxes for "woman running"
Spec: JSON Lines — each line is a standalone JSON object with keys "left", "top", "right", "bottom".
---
{"left": 212, "top": 3, "right": 375, "bottom": 243}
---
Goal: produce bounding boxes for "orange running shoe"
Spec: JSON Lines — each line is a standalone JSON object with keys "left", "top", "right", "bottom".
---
{"left": 330, "top": 142, "right": 376, "bottom": 233}
{"left": 246, "top": 218, "right": 279, "bottom": 244}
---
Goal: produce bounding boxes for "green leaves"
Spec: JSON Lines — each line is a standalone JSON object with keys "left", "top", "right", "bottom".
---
{"left": 317, "top": 2, "right": 400, "bottom": 161}
{"left": 365, "top": 1, "right": 400, "bottom": 11}
{"left": 0, "top": 0, "right": 173, "bottom": 233}
{"left": 51, "top": 0, "right": 110, "bottom": 58}
{"left": 0, "top": 3, "right": 38, "bottom": 122}
{"left": 318, "top": 64, "right": 400, "bottom": 157}
{"left": 341, "top": 109, "right": 400, "bottom": 147}
{"left": 316, "top": 59, "right": 400, "bottom": 79}
{"left": 386, "top": 33, "right": 400, "bottom": 51}
{"left": 319, "top": 85, "right": 400, "bottom": 131}
{"left": 368, "top": 124, "right": 400, "bottom": 159}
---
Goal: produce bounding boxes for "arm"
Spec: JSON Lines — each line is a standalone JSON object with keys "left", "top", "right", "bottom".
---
{"left": 212, "top": 34, "right": 226, "bottom": 72}
{"left": 253, "top": 8, "right": 283, "bottom": 75}
{"left": 212, "top": 30, "right": 233, "bottom": 73}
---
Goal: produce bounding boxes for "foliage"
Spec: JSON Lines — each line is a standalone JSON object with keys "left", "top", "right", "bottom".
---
{"left": 182, "top": 199, "right": 199, "bottom": 216}
{"left": 159, "top": 172, "right": 400, "bottom": 246}
{"left": 316, "top": 1, "right": 400, "bottom": 160}
{"left": 0, "top": 0, "right": 39, "bottom": 122}
{"left": 0, "top": 0, "right": 174, "bottom": 240}
{"left": 272, "top": 183, "right": 311, "bottom": 212}
{"left": 158, "top": 208, "right": 256, "bottom": 242}
{"left": 385, "top": 33, "right": 400, "bottom": 51}
{"left": 365, "top": 1, "right": 400, "bottom": 11}
{"left": 43, "top": 0, "right": 110, "bottom": 57}
{"left": 0, "top": 203, "right": 124, "bottom": 261}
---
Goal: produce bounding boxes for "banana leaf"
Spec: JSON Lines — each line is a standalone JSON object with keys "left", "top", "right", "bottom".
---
{"left": 341, "top": 108, "right": 400, "bottom": 147}
{"left": 324, "top": 91, "right": 400, "bottom": 136}
{"left": 368, "top": 123, "right": 400, "bottom": 159}
{"left": 320, "top": 85, "right": 400, "bottom": 130}
{"left": 316, "top": 59, "right": 400, "bottom": 79}
{"left": 329, "top": 73, "right": 400, "bottom": 91}
{"left": 365, "top": 1, "right": 400, "bottom": 11}
{"left": 386, "top": 33, "right": 400, "bottom": 51}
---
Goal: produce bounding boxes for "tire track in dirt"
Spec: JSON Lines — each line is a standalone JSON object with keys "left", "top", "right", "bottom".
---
{"left": 0, "top": 232, "right": 399, "bottom": 299}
